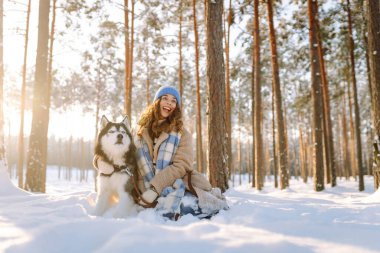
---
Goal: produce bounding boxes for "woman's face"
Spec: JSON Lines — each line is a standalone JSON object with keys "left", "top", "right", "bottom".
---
{"left": 159, "top": 94, "right": 177, "bottom": 119}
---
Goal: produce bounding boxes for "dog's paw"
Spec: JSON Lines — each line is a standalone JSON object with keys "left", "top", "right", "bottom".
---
{"left": 93, "top": 202, "right": 108, "bottom": 217}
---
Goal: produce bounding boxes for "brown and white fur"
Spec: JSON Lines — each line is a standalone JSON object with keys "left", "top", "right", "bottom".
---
{"left": 93, "top": 115, "right": 138, "bottom": 218}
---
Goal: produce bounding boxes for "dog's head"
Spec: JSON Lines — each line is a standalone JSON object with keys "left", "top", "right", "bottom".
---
{"left": 95, "top": 115, "right": 133, "bottom": 164}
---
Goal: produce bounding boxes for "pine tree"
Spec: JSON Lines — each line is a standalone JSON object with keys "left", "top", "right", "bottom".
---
{"left": 124, "top": 0, "right": 130, "bottom": 117}
{"left": 253, "top": 0, "right": 263, "bottom": 190}
{"left": 266, "top": 0, "right": 288, "bottom": 189}
{"left": 307, "top": 0, "right": 324, "bottom": 192}
{"left": 192, "top": 0, "right": 204, "bottom": 173}
{"left": 206, "top": 0, "right": 228, "bottom": 192}
{"left": 17, "top": 0, "right": 32, "bottom": 189}
{"left": 366, "top": 0, "right": 380, "bottom": 189}
{"left": 316, "top": 19, "right": 336, "bottom": 187}
{"left": 346, "top": 0, "right": 364, "bottom": 191}
{"left": 25, "top": 0, "right": 51, "bottom": 192}
{"left": 224, "top": 0, "right": 233, "bottom": 180}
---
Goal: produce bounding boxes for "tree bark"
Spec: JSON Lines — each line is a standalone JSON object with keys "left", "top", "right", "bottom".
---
{"left": 37, "top": 0, "right": 56, "bottom": 193}
{"left": 272, "top": 82, "right": 278, "bottom": 188}
{"left": 307, "top": 0, "right": 324, "bottom": 192}
{"left": 253, "top": 0, "right": 263, "bottom": 190}
{"left": 17, "top": 0, "right": 31, "bottom": 188}
{"left": 250, "top": 20, "right": 256, "bottom": 188}
{"left": 299, "top": 125, "right": 307, "bottom": 183}
{"left": 366, "top": 0, "right": 380, "bottom": 189}
{"left": 346, "top": 0, "right": 364, "bottom": 191}
{"left": 206, "top": 0, "right": 228, "bottom": 192}
{"left": 124, "top": 0, "right": 131, "bottom": 118}
{"left": 315, "top": 19, "right": 336, "bottom": 187}
{"left": 25, "top": 0, "right": 51, "bottom": 192}
{"left": 192, "top": 0, "right": 204, "bottom": 173}
{"left": 224, "top": 0, "right": 232, "bottom": 180}
{"left": 342, "top": 95, "right": 351, "bottom": 179}
{"left": 267, "top": 0, "right": 288, "bottom": 189}
{"left": 360, "top": 0, "right": 374, "bottom": 176}
{"left": 346, "top": 58, "right": 356, "bottom": 178}
{"left": 128, "top": 0, "right": 135, "bottom": 117}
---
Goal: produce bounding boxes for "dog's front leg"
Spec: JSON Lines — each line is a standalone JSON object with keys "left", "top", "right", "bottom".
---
{"left": 113, "top": 191, "right": 136, "bottom": 218}
{"left": 94, "top": 189, "right": 112, "bottom": 216}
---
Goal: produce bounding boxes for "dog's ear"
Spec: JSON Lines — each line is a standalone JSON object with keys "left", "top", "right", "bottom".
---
{"left": 100, "top": 115, "right": 110, "bottom": 129}
{"left": 121, "top": 115, "right": 131, "bottom": 132}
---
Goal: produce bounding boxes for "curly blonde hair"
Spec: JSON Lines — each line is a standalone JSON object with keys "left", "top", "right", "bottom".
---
{"left": 137, "top": 99, "right": 183, "bottom": 138}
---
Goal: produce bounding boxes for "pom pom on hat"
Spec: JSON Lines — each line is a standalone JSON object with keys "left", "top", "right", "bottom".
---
{"left": 153, "top": 86, "right": 181, "bottom": 108}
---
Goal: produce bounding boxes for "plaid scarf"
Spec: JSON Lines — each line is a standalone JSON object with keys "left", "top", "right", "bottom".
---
{"left": 136, "top": 131, "right": 185, "bottom": 215}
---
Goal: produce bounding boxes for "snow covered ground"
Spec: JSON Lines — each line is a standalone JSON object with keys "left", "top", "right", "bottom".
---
{"left": 1, "top": 166, "right": 380, "bottom": 253}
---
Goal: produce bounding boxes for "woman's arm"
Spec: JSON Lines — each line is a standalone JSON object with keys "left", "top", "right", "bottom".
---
{"left": 150, "top": 128, "right": 194, "bottom": 193}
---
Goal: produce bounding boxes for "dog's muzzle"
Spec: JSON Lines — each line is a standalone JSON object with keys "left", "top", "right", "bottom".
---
{"left": 116, "top": 134, "right": 123, "bottom": 144}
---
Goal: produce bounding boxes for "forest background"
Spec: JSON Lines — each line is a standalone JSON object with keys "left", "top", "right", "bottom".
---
{"left": 0, "top": 0, "right": 379, "bottom": 193}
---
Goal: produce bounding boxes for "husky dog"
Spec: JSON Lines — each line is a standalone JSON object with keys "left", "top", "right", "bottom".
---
{"left": 93, "top": 115, "right": 138, "bottom": 217}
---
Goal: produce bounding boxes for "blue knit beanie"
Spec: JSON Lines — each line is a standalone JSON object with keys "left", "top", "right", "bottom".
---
{"left": 153, "top": 86, "right": 181, "bottom": 108}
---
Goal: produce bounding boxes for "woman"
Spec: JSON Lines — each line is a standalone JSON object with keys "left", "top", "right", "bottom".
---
{"left": 134, "top": 86, "right": 228, "bottom": 220}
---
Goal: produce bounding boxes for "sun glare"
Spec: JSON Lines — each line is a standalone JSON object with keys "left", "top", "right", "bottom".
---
{"left": 4, "top": 103, "right": 96, "bottom": 142}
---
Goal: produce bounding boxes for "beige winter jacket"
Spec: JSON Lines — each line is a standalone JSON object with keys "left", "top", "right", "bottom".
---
{"left": 136, "top": 127, "right": 194, "bottom": 194}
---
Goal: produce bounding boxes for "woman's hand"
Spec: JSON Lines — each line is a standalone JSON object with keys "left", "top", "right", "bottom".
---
{"left": 139, "top": 188, "right": 158, "bottom": 205}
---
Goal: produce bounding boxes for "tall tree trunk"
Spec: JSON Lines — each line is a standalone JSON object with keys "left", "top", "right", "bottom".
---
{"left": 248, "top": 140, "right": 252, "bottom": 184}
{"left": 346, "top": 57, "right": 356, "bottom": 178}
{"left": 124, "top": 0, "right": 131, "bottom": 118}
{"left": 342, "top": 95, "right": 351, "bottom": 179}
{"left": 359, "top": 0, "right": 374, "bottom": 177}
{"left": 251, "top": 28, "right": 256, "bottom": 188}
{"left": 192, "top": 0, "right": 204, "bottom": 173}
{"left": 48, "top": 0, "right": 56, "bottom": 101}
{"left": 267, "top": 0, "right": 288, "bottom": 189}
{"left": 37, "top": 0, "right": 56, "bottom": 193}
{"left": 346, "top": 0, "right": 364, "bottom": 191}
{"left": 336, "top": 116, "right": 342, "bottom": 178}
{"left": 25, "top": 0, "right": 51, "bottom": 192}
{"left": 224, "top": 0, "right": 232, "bottom": 180}
{"left": 206, "top": 0, "right": 228, "bottom": 192}
{"left": 93, "top": 72, "right": 102, "bottom": 192}
{"left": 367, "top": 0, "right": 380, "bottom": 189}
{"left": 178, "top": 0, "right": 183, "bottom": 105}
{"left": 307, "top": 0, "right": 324, "bottom": 192}
{"left": 360, "top": 1, "right": 373, "bottom": 137}
{"left": 17, "top": 0, "right": 32, "bottom": 188}
{"left": 307, "top": 133, "right": 313, "bottom": 179}
{"left": 253, "top": 0, "right": 263, "bottom": 190}
{"left": 316, "top": 20, "right": 336, "bottom": 187}
{"left": 94, "top": 78, "right": 101, "bottom": 143}
{"left": 0, "top": 0, "right": 5, "bottom": 169}
{"left": 128, "top": 0, "right": 135, "bottom": 117}
{"left": 272, "top": 83, "right": 278, "bottom": 188}
{"left": 299, "top": 125, "right": 307, "bottom": 183}
{"left": 283, "top": 101, "right": 290, "bottom": 186}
